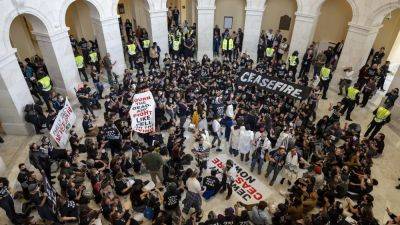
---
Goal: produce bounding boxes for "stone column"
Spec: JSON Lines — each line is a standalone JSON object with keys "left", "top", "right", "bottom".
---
{"left": 32, "top": 29, "right": 81, "bottom": 101}
{"left": 149, "top": 10, "right": 169, "bottom": 60}
{"left": 0, "top": 51, "right": 35, "bottom": 135}
{"left": 197, "top": 5, "right": 215, "bottom": 59}
{"left": 242, "top": 7, "right": 264, "bottom": 60}
{"left": 288, "top": 12, "right": 318, "bottom": 59}
{"left": 335, "top": 23, "right": 381, "bottom": 84}
{"left": 91, "top": 17, "right": 126, "bottom": 75}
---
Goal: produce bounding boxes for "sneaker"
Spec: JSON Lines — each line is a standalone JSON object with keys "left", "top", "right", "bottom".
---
{"left": 216, "top": 148, "right": 223, "bottom": 152}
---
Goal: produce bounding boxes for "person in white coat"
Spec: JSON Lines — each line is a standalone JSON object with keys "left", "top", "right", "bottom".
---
{"left": 229, "top": 125, "right": 240, "bottom": 156}
{"left": 250, "top": 128, "right": 272, "bottom": 174}
{"left": 274, "top": 127, "right": 295, "bottom": 151}
{"left": 280, "top": 147, "right": 304, "bottom": 186}
{"left": 238, "top": 126, "right": 254, "bottom": 162}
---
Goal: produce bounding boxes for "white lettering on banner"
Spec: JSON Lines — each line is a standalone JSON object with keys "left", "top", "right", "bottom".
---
{"left": 209, "top": 155, "right": 269, "bottom": 203}
{"left": 129, "top": 91, "right": 156, "bottom": 133}
{"left": 50, "top": 98, "right": 76, "bottom": 147}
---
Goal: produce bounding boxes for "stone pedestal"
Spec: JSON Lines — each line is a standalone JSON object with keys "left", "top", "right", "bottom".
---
{"left": 0, "top": 51, "right": 35, "bottom": 135}
{"left": 197, "top": 6, "right": 215, "bottom": 59}
{"left": 32, "top": 29, "right": 81, "bottom": 100}
{"left": 288, "top": 12, "right": 318, "bottom": 59}
{"left": 149, "top": 10, "right": 169, "bottom": 60}
{"left": 242, "top": 8, "right": 264, "bottom": 60}
{"left": 91, "top": 17, "right": 126, "bottom": 75}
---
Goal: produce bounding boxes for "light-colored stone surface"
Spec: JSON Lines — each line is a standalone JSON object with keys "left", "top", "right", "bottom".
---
{"left": 242, "top": 5, "right": 265, "bottom": 60}
{"left": 0, "top": 51, "right": 35, "bottom": 135}
{"left": 1, "top": 77, "right": 400, "bottom": 224}
{"left": 197, "top": 0, "right": 216, "bottom": 59}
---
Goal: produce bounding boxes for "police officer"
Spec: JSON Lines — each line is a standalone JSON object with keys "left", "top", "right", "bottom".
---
{"left": 364, "top": 106, "right": 391, "bottom": 139}
{"left": 126, "top": 39, "right": 137, "bottom": 69}
{"left": 172, "top": 36, "right": 181, "bottom": 59}
{"left": 319, "top": 64, "right": 332, "bottom": 99}
{"left": 265, "top": 45, "right": 275, "bottom": 64}
{"left": 288, "top": 51, "right": 299, "bottom": 77}
{"left": 37, "top": 73, "right": 53, "bottom": 110}
{"left": 75, "top": 52, "right": 88, "bottom": 82}
{"left": 340, "top": 84, "right": 360, "bottom": 121}
{"left": 0, "top": 178, "right": 26, "bottom": 224}
{"left": 142, "top": 35, "right": 151, "bottom": 64}
{"left": 89, "top": 48, "right": 100, "bottom": 72}
{"left": 222, "top": 35, "right": 234, "bottom": 61}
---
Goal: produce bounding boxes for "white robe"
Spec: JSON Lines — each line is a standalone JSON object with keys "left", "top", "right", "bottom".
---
{"left": 238, "top": 126, "right": 254, "bottom": 154}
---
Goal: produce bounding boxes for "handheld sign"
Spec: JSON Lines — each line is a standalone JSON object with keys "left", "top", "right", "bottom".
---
{"left": 237, "top": 69, "right": 312, "bottom": 100}
{"left": 129, "top": 91, "right": 156, "bottom": 133}
{"left": 49, "top": 98, "right": 76, "bottom": 147}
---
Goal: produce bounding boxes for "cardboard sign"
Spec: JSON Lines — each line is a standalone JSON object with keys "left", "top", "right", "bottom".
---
{"left": 129, "top": 91, "right": 156, "bottom": 133}
{"left": 49, "top": 98, "right": 76, "bottom": 147}
{"left": 237, "top": 69, "right": 312, "bottom": 100}
{"left": 209, "top": 155, "right": 270, "bottom": 203}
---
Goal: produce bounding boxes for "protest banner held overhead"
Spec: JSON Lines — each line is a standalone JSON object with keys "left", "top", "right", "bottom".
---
{"left": 237, "top": 69, "right": 312, "bottom": 100}
{"left": 129, "top": 90, "right": 156, "bottom": 133}
{"left": 49, "top": 98, "right": 76, "bottom": 147}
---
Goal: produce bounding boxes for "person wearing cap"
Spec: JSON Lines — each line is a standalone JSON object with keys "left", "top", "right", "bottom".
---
{"left": 364, "top": 106, "right": 391, "bottom": 139}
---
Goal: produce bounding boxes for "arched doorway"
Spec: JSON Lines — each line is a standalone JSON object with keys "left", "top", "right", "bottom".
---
{"left": 167, "top": 0, "right": 197, "bottom": 27}
{"left": 373, "top": 9, "right": 400, "bottom": 75}
{"left": 9, "top": 14, "right": 70, "bottom": 105}
{"left": 261, "top": 0, "right": 297, "bottom": 43}
{"left": 117, "top": 0, "right": 151, "bottom": 39}
{"left": 215, "top": 0, "right": 246, "bottom": 33}
{"left": 313, "top": 0, "right": 353, "bottom": 54}
{"left": 65, "top": 0, "right": 109, "bottom": 82}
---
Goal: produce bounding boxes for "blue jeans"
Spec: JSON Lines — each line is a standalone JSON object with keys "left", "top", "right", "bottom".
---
{"left": 250, "top": 157, "right": 264, "bottom": 174}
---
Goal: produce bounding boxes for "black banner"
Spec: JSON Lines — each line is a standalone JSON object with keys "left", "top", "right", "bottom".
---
{"left": 237, "top": 69, "right": 312, "bottom": 100}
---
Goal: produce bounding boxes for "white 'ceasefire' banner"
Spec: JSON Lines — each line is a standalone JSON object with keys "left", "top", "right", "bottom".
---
{"left": 129, "top": 91, "right": 156, "bottom": 133}
{"left": 50, "top": 98, "right": 76, "bottom": 147}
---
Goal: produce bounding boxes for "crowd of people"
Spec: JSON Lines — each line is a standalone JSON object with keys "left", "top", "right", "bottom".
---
{"left": 1, "top": 23, "right": 400, "bottom": 225}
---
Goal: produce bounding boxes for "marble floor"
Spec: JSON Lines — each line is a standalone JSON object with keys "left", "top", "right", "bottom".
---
{"left": 0, "top": 79, "right": 399, "bottom": 225}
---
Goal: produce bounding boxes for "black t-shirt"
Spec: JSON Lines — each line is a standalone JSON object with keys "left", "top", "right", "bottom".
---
{"left": 164, "top": 190, "right": 181, "bottom": 210}
{"left": 220, "top": 216, "right": 235, "bottom": 225}
{"left": 115, "top": 179, "right": 128, "bottom": 195}
{"left": 60, "top": 200, "right": 79, "bottom": 219}
{"left": 235, "top": 217, "right": 252, "bottom": 225}
{"left": 203, "top": 176, "right": 219, "bottom": 190}
{"left": 67, "top": 187, "right": 77, "bottom": 200}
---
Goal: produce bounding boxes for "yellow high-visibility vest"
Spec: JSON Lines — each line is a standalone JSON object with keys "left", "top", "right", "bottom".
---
{"left": 288, "top": 55, "right": 298, "bottom": 66}
{"left": 320, "top": 67, "right": 331, "bottom": 80}
{"left": 75, "top": 55, "right": 84, "bottom": 69}
{"left": 222, "top": 39, "right": 228, "bottom": 50}
{"left": 38, "top": 76, "right": 52, "bottom": 92}
{"left": 265, "top": 48, "right": 275, "bottom": 57}
{"left": 374, "top": 107, "right": 390, "bottom": 123}
{"left": 143, "top": 40, "right": 150, "bottom": 49}
{"left": 89, "top": 52, "right": 98, "bottom": 63}
{"left": 127, "top": 44, "right": 136, "bottom": 55}
{"left": 347, "top": 87, "right": 359, "bottom": 101}
{"left": 228, "top": 39, "right": 234, "bottom": 50}
{"left": 173, "top": 40, "right": 180, "bottom": 51}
